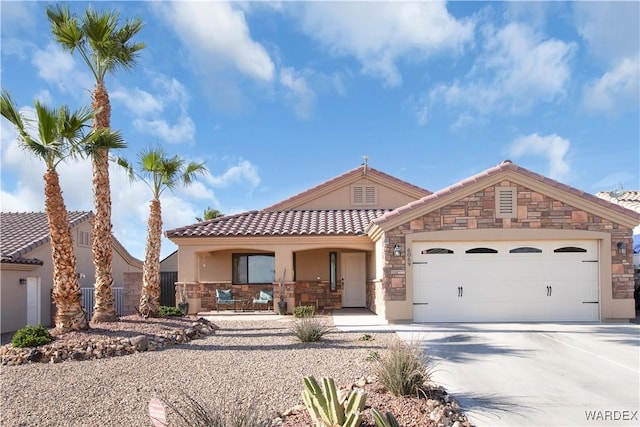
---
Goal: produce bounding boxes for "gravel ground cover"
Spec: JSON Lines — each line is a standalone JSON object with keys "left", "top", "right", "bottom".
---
{"left": 0, "top": 316, "right": 398, "bottom": 426}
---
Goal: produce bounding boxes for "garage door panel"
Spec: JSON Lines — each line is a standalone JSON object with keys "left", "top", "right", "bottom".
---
{"left": 413, "top": 240, "right": 600, "bottom": 322}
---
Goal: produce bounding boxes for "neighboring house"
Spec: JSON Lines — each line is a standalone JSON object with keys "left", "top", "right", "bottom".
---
{"left": 0, "top": 211, "right": 143, "bottom": 333}
{"left": 596, "top": 191, "right": 640, "bottom": 266}
{"left": 166, "top": 160, "right": 640, "bottom": 323}
{"left": 160, "top": 250, "right": 178, "bottom": 272}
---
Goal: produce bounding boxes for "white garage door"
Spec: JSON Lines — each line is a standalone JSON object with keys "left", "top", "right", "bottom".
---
{"left": 413, "top": 240, "right": 599, "bottom": 322}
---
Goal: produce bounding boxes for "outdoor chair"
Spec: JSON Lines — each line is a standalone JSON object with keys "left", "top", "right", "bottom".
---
{"left": 252, "top": 290, "right": 273, "bottom": 311}
{"left": 216, "top": 289, "right": 235, "bottom": 312}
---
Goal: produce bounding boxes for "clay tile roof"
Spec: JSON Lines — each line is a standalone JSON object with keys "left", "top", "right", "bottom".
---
{"left": 373, "top": 160, "right": 640, "bottom": 225}
{"left": 165, "top": 209, "right": 392, "bottom": 238}
{"left": 0, "top": 211, "right": 92, "bottom": 265}
{"left": 595, "top": 191, "right": 640, "bottom": 215}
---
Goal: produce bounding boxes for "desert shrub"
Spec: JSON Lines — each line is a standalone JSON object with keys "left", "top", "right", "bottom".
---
{"left": 360, "top": 333, "right": 373, "bottom": 341}
{"left": 163, "top": 393, "right": 273, "bottom": 427}
{"left": 293, "top": 305, "right": 316, "bottom": 318}
{"left": 159, "top": 306, "right": 185, "bottom": 317}
{"left": 290, "top": 317, "right": 332, "bottom": 342}
{"left": 11, "top": 325, "right": 54, "bottom": 348}
{"left": 373, "top": 340, "right": 432, "bottom": 397}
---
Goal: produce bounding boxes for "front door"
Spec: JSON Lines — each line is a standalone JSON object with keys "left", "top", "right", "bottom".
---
{"left": 26, "top": 277, "right": 41, "bottom": 326}
{"left": 341, "top": 252, "right": 366, "bottom": 307}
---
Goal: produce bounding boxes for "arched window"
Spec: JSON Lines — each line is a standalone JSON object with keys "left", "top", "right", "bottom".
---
{"left": 553, "top": 246, "right": 587, "bottom": 253}
{"left": 422, "top": 248, "right": 454, "bottom": 254}
{"left": 509, "top": 247, "right": 542, "bottom": 254}
{"left": 465, "top": 247, "right": 498, "bottom": 254}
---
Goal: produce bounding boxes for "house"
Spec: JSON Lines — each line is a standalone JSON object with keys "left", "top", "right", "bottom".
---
{"left": 0, "top": 211, "right": 143, "bottom": 333}
{"left": 166, "top": 160, "right": 640, "bottom": 323}
{"left": 596, "top": 191, "right": 640, "bottom": 267}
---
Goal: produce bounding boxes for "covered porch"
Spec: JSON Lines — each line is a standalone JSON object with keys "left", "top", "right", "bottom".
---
{"left": 173, "top": 236, "right": 380, "bottom": 314}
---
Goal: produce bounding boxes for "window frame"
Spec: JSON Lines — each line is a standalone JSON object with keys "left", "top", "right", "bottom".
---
{"left": 329, "top": 252, "right": 337, "bottom": 292}
{"left": 232, "top": 253, "right": 275, "bottom": 285}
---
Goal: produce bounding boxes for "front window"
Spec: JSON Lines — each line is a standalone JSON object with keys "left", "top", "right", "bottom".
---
{"left": 232, "top": 254, "right": 275, "bottom": 284}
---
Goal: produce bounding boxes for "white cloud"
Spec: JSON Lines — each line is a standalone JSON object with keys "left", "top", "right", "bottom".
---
{"left": 280, "top": 67, "right": 316, "bottom": 119}
{"left": 508, "top": 133, "right": 571, "bottom": 180}
{"left": 574, "top": 2, "right": 639, "bottom": 115}
{"left": 155, "top": 1, "right": 274, "bottom": 82}
{"left": 292, "top": 2, "right": 474, "bottom": 87}
{"left": 133, "top": 116, "right": 196, "bottom": 144}
{"left": 0, "top": 2, "right": 37, "bottom": 34}
{"left": 206, "top": 159, "right": 260, "bottom": 189}
{"left": 429, "top": 22, "right": 574, "bottom": 118}
{"left": 583, "top": 57, "right": 640, "bottom": 113}
{"left": 574, "top": 2, "right": 639, "bottom": 64}
{"left": 30, "top": 43, "right": 93, "bottom": 94}
{"left": 110, "top": 88, "right": 163, "bottom": 117}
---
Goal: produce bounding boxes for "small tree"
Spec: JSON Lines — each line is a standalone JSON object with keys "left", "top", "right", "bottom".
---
{"left": 196, "top": 206, "right": 223, "bottom": 222}
{"left": 117, "top": 146, "right": 207, "bottom": 317}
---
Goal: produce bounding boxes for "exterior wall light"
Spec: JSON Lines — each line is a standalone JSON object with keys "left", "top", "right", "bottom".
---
{"left": 19, "top": 278, "right": 26, "bottom": 285}
{"left": 617, "top": 241, "right": 627, "bottom": 255}
{"left": 393, "top": 244, "right": 402, "bottom": 257}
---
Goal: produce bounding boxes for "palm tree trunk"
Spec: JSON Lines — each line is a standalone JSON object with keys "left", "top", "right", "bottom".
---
{"left": 138, "top": 198, "right": 162, "bottom": 317}
{"left": 90, "top": 83, "right": 118, "bottom": 323}
{"left": 45, "top": 169, "right": 88, "bottom": 335}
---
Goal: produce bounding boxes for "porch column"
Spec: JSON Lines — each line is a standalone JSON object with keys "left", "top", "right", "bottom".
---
{"left": 177, "top": 247, "right": 197, "bottom": 282}
{"left": 273, "top": 247, "right": 294, "bottom": 313}
{"left": 273, "top": 247, "right": 294, "bottom": 282}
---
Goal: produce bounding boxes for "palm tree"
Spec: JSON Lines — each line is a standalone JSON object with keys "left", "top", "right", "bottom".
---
{"left": 0, "top": 90, "right": 108, "bottom": 334}
{"left": 117, "top": 146, "right": 207, "bottom": 317}
{"left": 47, "top": 4, "right": 144, "bottom": 323}
{"left": 196, "top": 207, "right": 224, "bottom": 222}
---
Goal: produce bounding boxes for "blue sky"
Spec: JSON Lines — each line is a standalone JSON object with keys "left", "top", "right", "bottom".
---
{"left": 1, "top": 1, "right": 638, "bottom": 261}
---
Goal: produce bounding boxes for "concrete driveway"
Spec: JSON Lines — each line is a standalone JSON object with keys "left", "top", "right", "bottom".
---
{"left": 393, "top": 323, "right": 640, "bottom": 427}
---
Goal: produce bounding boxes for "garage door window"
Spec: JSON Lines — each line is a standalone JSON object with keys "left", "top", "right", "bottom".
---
{"left": 465, "top": 247, "right": 498, "bottom": 254}
{"left": 422, "top": 248, "right": 454, "bottom": 254}
{"left": 509, "top": 247, "right": 542, "bottom": 253}
{"left": 553, "top": 246, "right": 587, "bottom": 253}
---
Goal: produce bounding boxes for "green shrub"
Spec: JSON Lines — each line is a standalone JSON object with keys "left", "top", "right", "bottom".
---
{"left": 11, "top": 325, "right": 54, "bottom": 348}
{"left": 360, "top": 333, "right": 373, "bottom": 341}
{"left": 290, "top": 317, "right": 332, "bottom": 342}
{"left": 163, "top": 393, "right": 273, "bottom": 427}
{"left": 373, "top": 340, "right": 432, "bottom": 397}
{"left": 159, "top": 306, "right": 185, "bottom": 317}
{"left": 366, "top": 351, "right": 380, "bottom": 362}
{"left": 293, "top": 305, "right": 316, "bottom": 318}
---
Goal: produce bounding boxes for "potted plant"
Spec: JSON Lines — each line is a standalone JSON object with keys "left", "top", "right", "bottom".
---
{"left": 177, "top": 283, "right": 189, "bottom": 314}
{"left": 277, "top": 269, "right": 287, "bottom": 315}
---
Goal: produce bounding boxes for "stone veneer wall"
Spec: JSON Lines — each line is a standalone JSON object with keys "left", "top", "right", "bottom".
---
{"left": 366, "top": 280, "right": 377, "bottom": 312}
{"left": 179, "top": 280, "right": 344, "bottom": 312}
{"left": 122, "top": 272, "right": 142, "bottom": 315}
{"left": 292, "top": 281, "right": 342, "bottom": 310}
{"left": 382, "top": 182, "right": 635, "bottom": 301}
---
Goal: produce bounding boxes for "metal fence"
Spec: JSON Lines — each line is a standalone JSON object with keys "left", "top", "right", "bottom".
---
{"left": 160, "top": 272, "right": 177, "bottom": 307}
{"left": 81, "top": 287, "right": 124, "bottom": 320}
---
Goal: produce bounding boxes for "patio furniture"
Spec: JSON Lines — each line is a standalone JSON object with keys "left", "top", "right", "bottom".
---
{"left": 252, "top": 290, "right": 273, "bottom": 311}
{"left": 216, "top": 289, "right": 236, "bottom": 312}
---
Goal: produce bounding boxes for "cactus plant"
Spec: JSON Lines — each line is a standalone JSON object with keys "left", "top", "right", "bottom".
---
{"left": 371, "top": 408, "right": 401, "bottom": 427}
{"left": 302, "top": 376, "right": 367, "bottom": 427}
